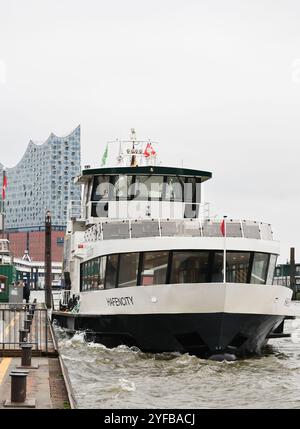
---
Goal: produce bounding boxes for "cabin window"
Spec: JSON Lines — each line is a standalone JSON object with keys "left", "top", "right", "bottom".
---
{"left": 211, "top": 251, "right": 251, "bottom": 283}
{"left": 251, "top": 253, "right": 269, "bottom": 284}
{"left": 170, "top": 251, "right": 210, "bottom": 283}
{"left": 266, "top": 254, "right": 277, "bottom": 285}
{"left": 105, "top": 254, "right": 119, "bottom": 289}
{"left": 80, "top": 256, "right": 106, "bottom": 291}
{"left": 140, "top": 251, "right": 169, "bottom": 286}
{"left": 226, "top": 252, "right": 250, "bottom": 283}
{"left": 98, "top": 257, "right": 106, "bottom": 289}
{"left": 211, "top": 252, "right": 224, "bottom": 282}
{"left": 80, "top": 250, "right": 276, "bottom": 291}
{"left": 118, "top": 253, "right": 139, "bottom": 288}
{"left": 91, "top": 258, "right": 99, "bottom": 289}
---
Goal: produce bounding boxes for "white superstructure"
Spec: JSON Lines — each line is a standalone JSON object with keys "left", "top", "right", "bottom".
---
{"left": 53, "top": 130, "right": 296, "bottom": 358}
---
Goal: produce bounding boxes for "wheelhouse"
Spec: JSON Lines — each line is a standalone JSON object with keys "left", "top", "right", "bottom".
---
{"left": 77, "top": 166, "right": 212, "bottom": 221}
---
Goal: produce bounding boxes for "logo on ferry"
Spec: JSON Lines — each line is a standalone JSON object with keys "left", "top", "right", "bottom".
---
{"left": 106, "top": 297, "right": 134, "bottom": 307}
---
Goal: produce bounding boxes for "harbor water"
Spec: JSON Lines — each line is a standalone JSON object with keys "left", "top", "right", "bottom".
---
{"left": 54, "top": 317, "right": 300, "bottom": 409}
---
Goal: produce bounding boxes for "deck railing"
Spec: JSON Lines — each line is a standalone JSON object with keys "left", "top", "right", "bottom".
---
{"left": 83, "top": 218, "right": 273, "bottom": 242}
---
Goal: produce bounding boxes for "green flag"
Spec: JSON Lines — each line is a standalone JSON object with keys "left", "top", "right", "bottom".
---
{"left": 101, "top": 144, "right": 108, "bottom": 167}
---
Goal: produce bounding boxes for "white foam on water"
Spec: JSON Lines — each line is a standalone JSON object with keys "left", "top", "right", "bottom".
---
{"left": 118, "top": 378, "right": 136, "bottom": 392}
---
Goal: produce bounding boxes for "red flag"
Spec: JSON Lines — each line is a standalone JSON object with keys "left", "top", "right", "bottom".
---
{"left": 220, "top": 219, "right": 225, "bottom": 237}
{"left": 144, "top": 142, "right": 156, "bottom": 158}
{"left": 2, "top": 172, "right": 7, "bottom": 200}
{"left": 143, "top": 143, "right": 151, "bottom": 158}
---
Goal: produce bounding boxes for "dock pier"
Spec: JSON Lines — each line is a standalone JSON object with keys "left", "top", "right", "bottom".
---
{"left": 0, "top": 302, "right": 76, "bottom": 409}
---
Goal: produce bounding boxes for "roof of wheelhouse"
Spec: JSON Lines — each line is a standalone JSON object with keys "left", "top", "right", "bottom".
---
{"left": 80, "top": 166, "right": 212, "bottom": 182}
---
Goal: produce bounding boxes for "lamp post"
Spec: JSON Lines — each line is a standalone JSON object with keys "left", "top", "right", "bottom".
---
{"left": 45, "top": 211, "right": 52, "bottom": 309}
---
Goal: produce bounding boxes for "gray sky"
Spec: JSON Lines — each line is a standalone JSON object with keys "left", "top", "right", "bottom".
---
{"left": 1, "top": 0, "right": 300, "bottom": 262}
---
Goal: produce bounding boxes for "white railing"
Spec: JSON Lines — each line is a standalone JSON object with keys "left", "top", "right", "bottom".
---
{"left": 83, "top": 218, "right": 273, "bottom": 242}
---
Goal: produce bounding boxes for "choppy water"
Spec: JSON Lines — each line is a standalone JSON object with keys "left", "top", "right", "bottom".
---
{"left": 54, "top": 319, "right": 300, "bottom": 409}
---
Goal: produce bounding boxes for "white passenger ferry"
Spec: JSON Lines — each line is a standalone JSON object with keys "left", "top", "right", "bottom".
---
{"left": 52, "top": 130, "right": 296, "bottom": 359}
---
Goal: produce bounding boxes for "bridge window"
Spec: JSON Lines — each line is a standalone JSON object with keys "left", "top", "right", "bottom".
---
{"left": 115, "top": 175, "right": 134, "bottom": 200}
{"left": 170, "top": 251, "right": 210, "bottom": 283}
{"left": 92, "top": 176, "right": 112, "bottom": 201}
{"left": 184, "top": 177, "right": 201, "bottom": 203}
{"left": 164, "top": 176, "right": 184, "bottom": 202}
{"left": 140, "top": 251, "right": 169, "bottom": 286}
{"left": 133, "top": 176, "right": 164, "bottom": 200}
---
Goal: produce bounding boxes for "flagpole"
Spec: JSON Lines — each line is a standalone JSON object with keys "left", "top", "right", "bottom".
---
{"left": 223, "top": 215, "right": 227, "bottom": 284}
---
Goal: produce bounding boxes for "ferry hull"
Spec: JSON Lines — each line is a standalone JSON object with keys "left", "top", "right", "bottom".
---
{"left": 52, "top": 311, "right": 284, "bottom": 358}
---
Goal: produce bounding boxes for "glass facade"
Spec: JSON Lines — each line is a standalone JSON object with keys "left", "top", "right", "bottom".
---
{"left": 80, "top": 250, "right": 277, "bottom": 291}
{"left": 0, "top": 126, "right": 81, "bottom": 229}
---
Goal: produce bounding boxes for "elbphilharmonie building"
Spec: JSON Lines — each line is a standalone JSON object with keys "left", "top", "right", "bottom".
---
{"left": 0, "top": 125, "right": 81, "bottom": 261}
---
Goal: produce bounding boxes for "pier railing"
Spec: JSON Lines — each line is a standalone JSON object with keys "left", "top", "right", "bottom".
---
{"left": 0, "top": 303, "right": 49, "bottom": 353}
{"left": 83, "top": 218, "right": 273, "bottom": 242}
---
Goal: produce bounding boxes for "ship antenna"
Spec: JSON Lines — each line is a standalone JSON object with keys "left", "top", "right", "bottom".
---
{"left": 130, "top": 128, "right": 138, "bottom": 167}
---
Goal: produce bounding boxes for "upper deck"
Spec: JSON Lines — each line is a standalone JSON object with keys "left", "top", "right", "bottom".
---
{"left": 83, "top": 218, "right": 274, "bottom": 242}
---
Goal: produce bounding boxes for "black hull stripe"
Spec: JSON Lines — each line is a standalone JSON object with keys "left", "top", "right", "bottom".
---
{"left": 52, "top": 312, "right": 284, "bottom": 358}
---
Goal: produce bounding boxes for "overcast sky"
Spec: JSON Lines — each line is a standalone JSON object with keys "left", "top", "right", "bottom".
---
{"left": 1, "top": 0, "right": 300, "bottom": 262}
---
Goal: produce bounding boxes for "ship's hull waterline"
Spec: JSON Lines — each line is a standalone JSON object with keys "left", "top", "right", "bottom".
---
{"left": 52, "top": 283, "right": 293, "bottom": 358}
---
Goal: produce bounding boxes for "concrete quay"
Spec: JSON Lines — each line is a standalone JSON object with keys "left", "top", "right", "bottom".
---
{"left": 0, "top": 302, "right": 77, "bottom": 409}
{"left": 0, "top": 356, "right": 70, "bottom": 409}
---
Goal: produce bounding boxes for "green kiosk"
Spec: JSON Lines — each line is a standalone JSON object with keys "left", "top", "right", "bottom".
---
{"left": 0, "top": 239, "right": 17, "bottom": 303}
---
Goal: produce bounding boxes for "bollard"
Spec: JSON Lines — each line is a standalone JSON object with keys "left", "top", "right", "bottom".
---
{"left": 30, "top": 304, "right": 36, "bottom": 314}
{"left": 26, "top": 314, "right": 33, "bottom": 322}
{"left": 24, "top": 319, "right": 31, "bottom": 333}
{"left": 17, "top": 344, "right": 39, "bottom": 369}
{"left": 21, "top": 344, "right": 32, "bottom": 366}
{"left": 19, "top": 329, "right": 29, "bottom": 343}
{"left": 10, "top": 370, "right": 28, "bottom": 402}
{"left": 4, "top": 370, "right": 36, "bottom": 408}
{"left": 17, "top": 343, "right": 39, "bottom": 369}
